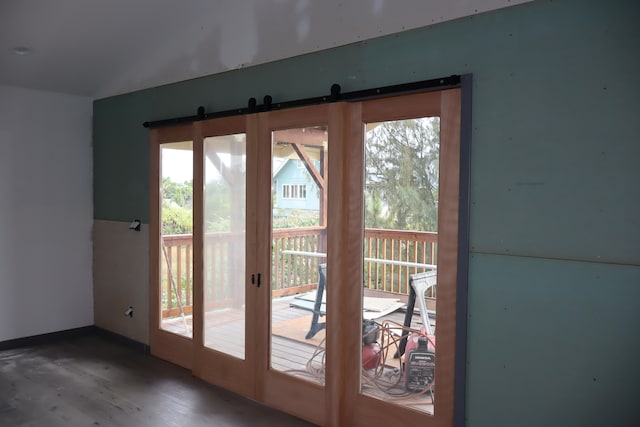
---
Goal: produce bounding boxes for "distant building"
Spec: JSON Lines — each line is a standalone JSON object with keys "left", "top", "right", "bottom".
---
{"left": 273, "top": 159, "right": 319, "bottom": 214}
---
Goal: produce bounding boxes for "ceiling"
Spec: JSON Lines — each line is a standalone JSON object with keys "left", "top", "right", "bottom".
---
{"left": 0, "top": 0, "right": 532, "bottom": 99}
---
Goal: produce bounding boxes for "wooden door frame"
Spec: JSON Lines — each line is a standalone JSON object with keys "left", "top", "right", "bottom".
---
{"left": 149, "top": 123, "right": 194, "bottom": 370}
{"left": 331, "top": 88, "right": 464, "bottom": 427}
{"left": 191, "top": 115, "right": 257, "bottom": 398}
{"left": 255, "top": 104, "right": 334, "bottom": 426}
{"left": 149, "top": 84, "right": 468, "bottom": 427}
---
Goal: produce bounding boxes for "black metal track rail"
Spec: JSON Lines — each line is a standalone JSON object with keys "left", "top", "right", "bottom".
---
{"left": 143, "top": 75, "right": 460, "bottom": 128}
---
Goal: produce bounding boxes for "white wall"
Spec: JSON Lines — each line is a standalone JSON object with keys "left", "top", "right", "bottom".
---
{"left": 0, "top": 85, "right": 93, "bottom": 342}
{"left": 1, "top": 0, "right": 534, "bottom": 98}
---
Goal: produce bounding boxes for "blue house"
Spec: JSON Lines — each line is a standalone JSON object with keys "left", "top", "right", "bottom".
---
{"left": 273, "top": 159, "right": 319, "bottom": 213}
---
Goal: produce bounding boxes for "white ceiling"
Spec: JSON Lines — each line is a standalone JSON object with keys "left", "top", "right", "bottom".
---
{"left": 0, "top": 0, "right": 532, "bottom": 99}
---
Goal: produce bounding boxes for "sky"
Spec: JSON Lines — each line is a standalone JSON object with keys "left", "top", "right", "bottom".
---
{"left": 162, "top": 148, "right": 229, "bottom": 183}
{"left": 162, "top": 149, "right": 193, "bottom": 183}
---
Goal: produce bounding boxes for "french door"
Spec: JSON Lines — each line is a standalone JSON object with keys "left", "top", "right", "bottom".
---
{"left": 150, "top": 123, "right": 195, "bottom": 370}
{"left": 150, "top": 105, "right": 337, "bottom": 425}
{"left": 343, "top": 89, "right": 462, "bottom": 427}
{"left": 190, "top": 115, "right": 256, "bottom": 397}
{"left": 150, "top": 88, "right": 464, "bottom": 427}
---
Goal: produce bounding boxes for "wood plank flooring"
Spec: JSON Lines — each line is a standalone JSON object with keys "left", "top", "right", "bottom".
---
{"left": 0, "top": 333, "right": 315, "bottom": 427}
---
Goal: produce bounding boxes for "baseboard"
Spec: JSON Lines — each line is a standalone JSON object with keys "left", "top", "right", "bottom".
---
{"left": 0, "top": 326, "right": 150, "bottom": 355}
{"left": 93, "top": 326, "right": 150, "bottom": 355}
{"left": 0, "top": 326, "right": 95, "bottom": 351}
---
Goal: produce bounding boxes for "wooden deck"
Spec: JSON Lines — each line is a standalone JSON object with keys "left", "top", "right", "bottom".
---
{"left": 161, "top": 295, "right": 435, "bottom": 414}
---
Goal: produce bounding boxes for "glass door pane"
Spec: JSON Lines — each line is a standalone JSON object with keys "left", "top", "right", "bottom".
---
{"left": 270, "top": 125, "right": 327, "bottom": 386}
{"left": 361, "top": 117, "right": 440, "bottom": 415}
{"left": 159, "top": 142, "right": 194, "bottom": 338}
{"left": 203, "top": 133, "right": 247, "bottom": 360}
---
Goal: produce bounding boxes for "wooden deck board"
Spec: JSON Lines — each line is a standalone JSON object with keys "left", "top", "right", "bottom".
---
{"left": 160, "top": 296, "right": 435, "bottom": 413}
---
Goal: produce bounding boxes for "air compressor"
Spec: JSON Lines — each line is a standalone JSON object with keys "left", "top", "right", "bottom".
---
{"left": 362, "top": 319, "right": 381, "bottom": 371}
{"left": 403, "top": 330, "right": 436, "bottom": 392}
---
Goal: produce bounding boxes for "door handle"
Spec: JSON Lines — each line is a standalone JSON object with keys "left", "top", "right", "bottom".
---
{"left": 251, "top": 273, "right": 262, "bottom": 288}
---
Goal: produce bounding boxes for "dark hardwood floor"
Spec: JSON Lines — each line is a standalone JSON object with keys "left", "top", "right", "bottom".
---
{"left": 0, "top": 333, "right": 315, "bottom": 427}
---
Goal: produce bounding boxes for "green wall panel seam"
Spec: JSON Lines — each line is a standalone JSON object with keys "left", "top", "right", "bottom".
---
{"left": 470, "top": 249, "right": 640, "bottom": 268}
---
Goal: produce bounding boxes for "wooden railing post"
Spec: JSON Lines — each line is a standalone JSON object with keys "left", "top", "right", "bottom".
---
{"left": 159, "top": 227, "right": 437, "bottom": 319}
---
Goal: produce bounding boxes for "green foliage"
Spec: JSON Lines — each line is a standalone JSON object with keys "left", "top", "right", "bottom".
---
{"left": 161, "top": 178, "right": 192, "bottom": 235}
{"left": 364, "top": 192, "right": 392, "bottom": 229}
{"left": 365, "top": 117, "right": 440, "bottom": 232}
{"left": 162, "top": 199, "right": 192, "bottom": 235}
{"left": 161, "top": 176, "right": 248, "bottom": 234}
{"left": 162, "top": 177, "right": 192, "bottom": 208}
{"left": 273, "top": 209, "right": 319, "bottom": 229}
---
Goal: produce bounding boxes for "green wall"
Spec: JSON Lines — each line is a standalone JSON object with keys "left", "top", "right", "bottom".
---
{"left": 93, "top": 0, "right": 640, "bottom": 425}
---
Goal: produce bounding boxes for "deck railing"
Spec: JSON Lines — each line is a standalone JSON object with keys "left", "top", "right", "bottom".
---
{"left": 364, "top": 228, "right": 437, "bottom": 295}
{"left": 161, "top": 234, "right": 192, "bottom": 317}
{"left": 160, "top": 227, "right": 437, "bottom": 316}
{"left": 272, "top": 227, "right": 325, "bottom": 297}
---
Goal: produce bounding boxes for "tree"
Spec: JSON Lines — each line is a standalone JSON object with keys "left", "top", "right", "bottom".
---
{"left": 161, "top": 178, "right": 193, "bottom": 235}
{"left": 162, "top": 177, "right": 192, "bottom": 209}
{"left": 160, "top": 176, "right": 244, "bottom": 234}
{"left": 365, "top": 117, "right": 440, "bottom": 232}
{"left": 162, "top": 199, "right": 192, "bottom": 235}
